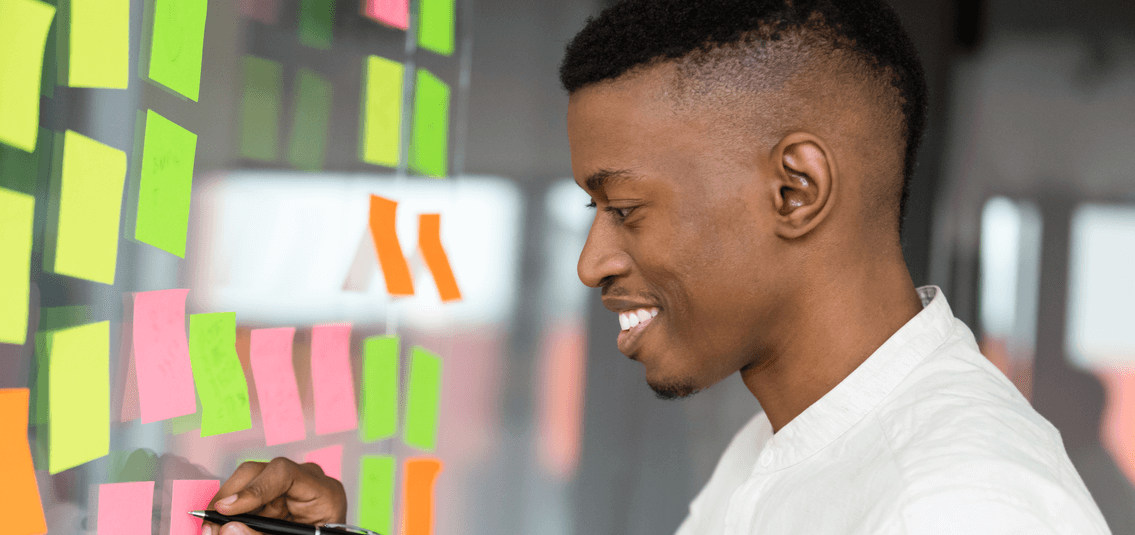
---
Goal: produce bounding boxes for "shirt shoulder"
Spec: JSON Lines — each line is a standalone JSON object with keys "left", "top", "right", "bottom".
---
{"left": 677, "top": 411, "right": 771, "bottom": 535}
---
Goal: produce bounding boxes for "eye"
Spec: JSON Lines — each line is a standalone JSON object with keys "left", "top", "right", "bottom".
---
{"left": 585, "top": 200, "right": 597, "bottom": 209}
{"left": 606, "top": 206, "right": 636, "bottom": 220}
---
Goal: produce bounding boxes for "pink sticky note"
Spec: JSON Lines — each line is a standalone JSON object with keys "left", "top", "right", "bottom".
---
{"left": 96, "top": 481, "right": 154, "bottom": 534}
{"left": 310, "top": 324, "right": 358, "bottom": 435}
{"left": 249, "top": 328, "right": 305, "bottom": 446}
{"left": 133, "top": 289, "right": 196, "bottom": 423}
{"left": 303, "top": 444, "right": 344, "bottom": 481}
{"left": 364, "top": 0, "right": 409, "bottom": 30}
{"left": 169, "top": 479, "right": 219, "bottom": 535}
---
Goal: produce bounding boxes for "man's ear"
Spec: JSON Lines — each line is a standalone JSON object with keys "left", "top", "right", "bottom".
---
{"left": 769, "top": 132, "right": 835, "bottom": 239}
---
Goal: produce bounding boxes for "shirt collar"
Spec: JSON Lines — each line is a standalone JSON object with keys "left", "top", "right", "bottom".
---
{"left": 756, "top": 286, "right": 956, "bottom": 471}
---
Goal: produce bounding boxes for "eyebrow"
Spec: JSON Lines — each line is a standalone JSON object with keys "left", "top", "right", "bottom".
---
{"left": 584, "top": 168, "right": 640, "bottom": 192}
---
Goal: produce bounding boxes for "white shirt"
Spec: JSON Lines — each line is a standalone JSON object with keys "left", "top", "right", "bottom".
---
{"left": 676, "top": 287, "right": 1109, "bottom": 534}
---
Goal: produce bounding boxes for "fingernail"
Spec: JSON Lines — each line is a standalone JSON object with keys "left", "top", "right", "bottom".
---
{"left": 201, "top": 525, "right": 213, "bottom": 535}
{"left": 217, "top": 494, "right": 238, "bottom": 507}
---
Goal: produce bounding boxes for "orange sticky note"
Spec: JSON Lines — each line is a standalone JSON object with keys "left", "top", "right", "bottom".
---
{"left": 401, "top": 457, "right": 443, "bottom": 535}
{"left": 368, "top": 195, "right": 414, "bottom": 295}
{"left": 418, "top": 213, "right": 460, "bottom": 302}
{"left": 0, "top": 388, "right": 47, "bottom": 535}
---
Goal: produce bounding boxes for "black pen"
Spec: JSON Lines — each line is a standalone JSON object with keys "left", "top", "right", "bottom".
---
{"left": 190, "top": 510, "right": 381, "bottom": 535}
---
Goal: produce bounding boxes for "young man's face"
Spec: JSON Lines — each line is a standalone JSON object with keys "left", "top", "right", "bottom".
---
{"left": 567, "top": 68, "right": 787, "bottom": 399}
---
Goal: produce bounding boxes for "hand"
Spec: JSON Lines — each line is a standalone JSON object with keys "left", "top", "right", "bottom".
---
{"left": 202, "top": 457, "right": 348, "bottom": 535}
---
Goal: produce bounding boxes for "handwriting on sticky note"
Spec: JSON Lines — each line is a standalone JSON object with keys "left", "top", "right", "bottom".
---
{"left": 362, "top": 335, "right": 398, "bottom": 442}
{"left": 133, "top": 289, "right": 196, "bottom": 423}
{"left": 146, "top": 0, "right": 207, "bottom": 101}
{"left": 417, "top": 0, "right": 455, "bottom": 56}
{"left": 409, "top": 69, "right": 450, "bottom": 178}
{"left": 168, "top": 479, "right": 219, "bottom": 535}
{"left": 0, "top": 389, "right": 48, "bottom": 534}
{"left": 402, "top": 458, "right": 443, "bottom": 535}
{"left": 369, "top": 195, "right": 415, "bottom": 295}
{"left": 48, "top": 130, "right": 127, "bottom": 285}
{"left": 358, "top": 455, "right": 395, "bottom": 535}
{"left": 67, "top": 0, "right": 129, "bottom": 88}
{"left": 311, "top": 324, "right": 358, "bottom": 435}
{"left": 96, "top": 481, "right": 154, "bottom": 534}
{"left": 303, "top": 444, "right": 343, "bottom": 481}
{"left": 0, "top": 188, "right": 35, "bottom": 345}
{"left": 47, "top": 321, "right": 110, "bottom": 473}
{"left": 189, "top": 312, "right": 252, "bottom": 437}
{"left": 418, "top": 213, "right": 461, "bottom": 302}
{"left": 287, "top": 68, "right": 332, "bottom": 171}
{"left": 404, "top": 346, "right": 442, "bottom": 451}
{"left": 0, "top": 0, "right": 55, "bottom": 152}
{"left": 249, "top": 327, "right": 305, "bottom": 446}
{"left": 363, "top": 0, "right": 408, "bottom": 30}
{"left": 134, "top": 110, "right": 197, "bottom": 258}
{"left": 360, "top": 55, "right": 403, "bottom": 168}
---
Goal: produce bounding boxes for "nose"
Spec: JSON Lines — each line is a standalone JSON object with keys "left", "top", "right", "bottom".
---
{"left": 577, "top": 219, "right": 631, "bottom": 288}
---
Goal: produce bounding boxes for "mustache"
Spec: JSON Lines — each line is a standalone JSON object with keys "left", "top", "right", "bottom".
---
{"left": 600, "top": 283, "right": 660, "bottom": 303}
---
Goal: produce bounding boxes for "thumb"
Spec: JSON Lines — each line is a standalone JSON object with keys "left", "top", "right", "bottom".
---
{"left": 215, "top": 458, "right": 300, "bottom": 516}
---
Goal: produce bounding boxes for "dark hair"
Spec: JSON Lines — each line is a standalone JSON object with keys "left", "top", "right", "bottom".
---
{"left": 560, "top": 0, "right": 927, "bottom": 231}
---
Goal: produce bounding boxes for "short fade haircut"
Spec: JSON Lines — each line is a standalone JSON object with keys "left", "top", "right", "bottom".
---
{"left": 560, "top": 0, "right": 927, "bottom": 233}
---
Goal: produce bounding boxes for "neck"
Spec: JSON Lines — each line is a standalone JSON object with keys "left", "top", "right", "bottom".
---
{"left": 740, "top": 252, "right": 923, "bottom": 432}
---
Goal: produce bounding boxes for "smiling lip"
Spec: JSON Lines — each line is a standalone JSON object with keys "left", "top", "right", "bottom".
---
{"left": 616, "top": 307, "right": 659, "bottom": 357}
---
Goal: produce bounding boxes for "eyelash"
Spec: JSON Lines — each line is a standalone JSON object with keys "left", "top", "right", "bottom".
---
{"left": 585, "top": 201, "right": 635, "bottom": 220}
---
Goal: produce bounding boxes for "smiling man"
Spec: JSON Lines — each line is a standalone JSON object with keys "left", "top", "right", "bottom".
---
{"left": 205, "top": 1, "right": 1108, "bottom": 534}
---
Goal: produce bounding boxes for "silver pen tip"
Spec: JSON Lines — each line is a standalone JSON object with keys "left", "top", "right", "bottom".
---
{"left": 189, "top": 511, "right": 205, "bottom": 518}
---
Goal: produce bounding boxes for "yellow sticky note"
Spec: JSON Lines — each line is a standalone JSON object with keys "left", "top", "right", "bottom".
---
{"left": 66, "top": 0, "right": 129, "bottom": 88}
{"left": 0, "top": 0, "right": 56, "bottom": 152}
{"left": 47, "top": 321, "right": 110, "bottom": 474}
{"left": 0, "top": 188, "right": 35, "bottom": 345}
{"left": 47, "top": 130, "right": 127, "bottom": 285}
{"left": 359, "top": 55, "right": 403, "bottom": 168}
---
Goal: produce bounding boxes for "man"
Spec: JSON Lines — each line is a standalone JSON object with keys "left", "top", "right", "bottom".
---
{"left": 206, "top": 1, "right": 1110, "bottom": 533}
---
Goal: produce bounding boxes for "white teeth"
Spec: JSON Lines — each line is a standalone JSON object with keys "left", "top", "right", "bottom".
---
{"left": 628, "top": 313, "right": 640, "bottom": 328}
{"left": 618, "top": 308, "right": 661, "bottom": 332}
{"left": 636, "top": 309, "right": 651, "bottom": 323}
{"left": 619, "top": 313, "right": 630, "bottom": 331}
{"left": 650, "top": 308, "right": 658, "bottom": 317}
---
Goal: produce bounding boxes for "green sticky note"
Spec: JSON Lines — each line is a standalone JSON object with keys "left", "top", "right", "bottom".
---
{"left": 417, "top": 0, "right": 454, "bottom": 56}
{"left": 47, "top": 321, "right": 110, "bottom": 473}
{"left": 408, "top": 69, "right": 449, "bottom": 178}
{"left": 134, "top": 110, "right": 196, "bottom": 257}
{"left": 146, "top": 0, "right": 207, "bottom": 101}
{"left": 0, "top": 188, "right": 35, "bottom": 345}
{"left": 0, "top": 0, "right": 56, "bottom": 152}
{"left": 287, "top": 68, "right": 331, "bottom": 171}
{"left": 0, "top": 126, "right": 52, "bottom": 196}
{"left": 361, "top": 335, "right": 399, "bottom": 442}
{"left": 359, "top": 55, "right": 402, "bottom": 168}
{"left": 38, "top": 305, "right": 90, "bottom": 332}
{"left": 357, "top": 455, "right": 395, "bottom": 535}
{"left": 298, "top": 0, "right": 334, "bottom": 50}
{"left": 189, "top": 312, "right": 252, "bottom": 437}
{"left": 402, "top": 346, "right": 441, "bottom": 451}
{"left": 66, "top": 0, "right": 130, "bottom": 88}
{"left": 240, "top": 55, "right": 282, "bottom": 161}
{"left": 46, "top": 130, "right": 126, "bottom": 285}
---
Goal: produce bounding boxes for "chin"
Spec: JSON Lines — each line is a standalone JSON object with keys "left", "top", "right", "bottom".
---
{"left": 646, "top": 376, "right": 701, "bottom": 400}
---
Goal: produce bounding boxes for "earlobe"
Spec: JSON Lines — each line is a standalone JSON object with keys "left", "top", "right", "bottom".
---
{"left": 771, "top": 132, "right": 834, "bottom": 239}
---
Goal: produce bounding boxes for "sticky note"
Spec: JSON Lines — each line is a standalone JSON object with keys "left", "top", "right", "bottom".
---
{"left": 363, "top": 0, "right": 407, "bottom": 29}
{"left": 133, "top": 110, "right": 196, "bottom": 257}
{"left": 249, "top": 327, "right": 305, "bottom": 446}
{"left": 418, "top": 213, "right": 461, "bottom": 302}
{"left": 66, "top": 0, "right": 129, "bottom": 88}
{"left": 47, "top": 130, "right": 127, "bottom": 285}
{"left": 146, "top": 0, "right": 207, "bottom": 101}
{"left": 403, "top": 346, "right": 441, "bottom": 451}
{"left": 409, "top": 69, "right": 449, "bottom": 178}
{"left": 96, "top": 481, "right": 154, "bottom": 534}
{"left": 47, "top": 321, "right": 110, "bottom": 473}
{"left": 133, "top": 289, "right": 196, "bottom": 423}
{"left": 369, "top": 195, "right": 414, "bottom": 295}
{"left": 189, "top": 312, "right": 252, "bottom": 437}
{"left": 168, "top": 479, "right": 219, "bottom": 535}
{"left": 0, "top": 188, "right": 34, "bottom": 345}
{"left": 0, "top": 389, "right": 48, "bottom": 535}
{"left": 303, "top": 444, "right": 343, "bottom": 480}
{"left": 362, "top": 335, "right": 398, "bottom": 442}
{"left": 401, "top": 458, "right": 443, "bottom": 535}
{"left": 357, "top": 455, "right": 395, "bottom": 535}
{"left": 240, "top": 56, "right": 282, "bottom": 161}
{"left": 0, "top": 0, "right": 55, "bottom": 152}
{"left": 286, "top": 68, "right": 331, "bottom": 171}
{"left": 417, "top": 0, "right": 454, "bottom": 56}
{"left": 359, "top": 55, "right": 402, "bottom": 168}
{"left": 299, "top": 0, "right": 334, "bottom": 50}
{"left": 310, "top": 324, "right": 358, "bottom": 435}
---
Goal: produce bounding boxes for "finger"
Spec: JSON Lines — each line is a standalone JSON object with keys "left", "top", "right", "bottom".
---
{"left": 208, "top": 461, "right": 268, "bottom": 510}
{"left": 219, "top": 521, "right": 262, "bottom": 535}
{"left": 214, "top": 457, "right": 305, "bottom": 516}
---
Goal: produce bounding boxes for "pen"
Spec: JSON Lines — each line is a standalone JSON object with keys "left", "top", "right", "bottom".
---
{"left": 189, "top": 510, "right": 381, "bottom": 535}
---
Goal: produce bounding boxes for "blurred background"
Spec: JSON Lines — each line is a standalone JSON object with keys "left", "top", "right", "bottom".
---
{"left": 1, "top": 0, "right": 1134, "bottom": 533}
